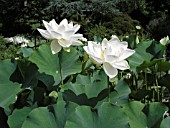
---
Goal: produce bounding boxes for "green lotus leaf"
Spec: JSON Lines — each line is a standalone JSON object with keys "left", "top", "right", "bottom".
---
{"left": 160, "top": 116, "right": 170, "bottom": 128}
{"left": 110, "top": 79, "right": 131, "bottom": 105}
{"left": 123, "top": 101, "right": 147, "bottom": 128}
{"left": 147, "top": 102, "right": 168, "bottom": 128}
{"left": 61, "top": 47, "right": 82, "bottom": 79}
{"left": 22, "top": 107, "right": 58, "bottom": 128}
{"left": 8, "top": 107, "right": 32, "bottom": 128}
{"left": 21, "top": 99, "right": 77, "bottom": 128}
{"left": 29, "top": 44, "right": 60, "bottom": 84}
{"left": 20, "top": 47, "right": 33, "bottom": 57}
{"left": 29, "top": 44, "right": 82, "bottom": 85}
{"left": 0, "top": 59, "right": 21, "bottom": 110}
{"left": 128, "top": 41, "right": 153, "bottom": 72}
{"left": 64, "top": 70, "right": 108, "bottom": 98}
{"left": 65, "top": 102, "right": 129, "bottom": 128}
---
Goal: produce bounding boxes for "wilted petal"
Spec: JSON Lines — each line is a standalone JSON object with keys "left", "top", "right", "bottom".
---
{"left": 37, "top": 29, "right": 52, "bottom": 39}
{"left": 111, "top": 60, "right": 130, "bottom": 70}
{"left": 51, "top": 40, "right": 61, "bottom": 54}
{"left": 103, "top": 63, "right": 118, "bottom": 78}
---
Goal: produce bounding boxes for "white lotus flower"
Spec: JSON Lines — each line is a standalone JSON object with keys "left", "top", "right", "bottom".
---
{"left": 37, "top": 19, "right": 83, "bottom": 54}
{"left": 160, "top": 36, "right": 169, "bottom": 45}
{"left": 13, "top": 36, "right": 29, "bottom": 44}
{"left": 4, "top": 37, "right": 14, "bottom": 42}
{"left": 83, "top": 35, "right": 135, "bottom": 78}
{"left": 5, "top": 36, "right": 29, "bottom": 47}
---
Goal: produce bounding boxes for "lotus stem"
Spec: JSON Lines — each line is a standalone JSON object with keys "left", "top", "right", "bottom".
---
{"left": 145, "top": 69, "right": 147, "bottom": 90}
{"left": 59, "top": 51, "right": 64, "bottom": 86}
{"left": 155, "top": 64, "right": 160, "bottom": 102}
{"left": 163, "top": 46, "right": 167, "bottom": 61}
{"left": 155, "top": 76, "right": 160, "bottom": 101}
{"left": 108, "top": 77, "right": 110, "bottom": 102}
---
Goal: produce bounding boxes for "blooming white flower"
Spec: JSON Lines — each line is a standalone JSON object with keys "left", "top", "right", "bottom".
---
{"left": 4, "top": 36, "right": 29, "bottom": 47}
{"left": 83, "top": 35, "right": 135, "bottom": 78}
{"left": 80, "top": 37, "right": 87, "bottom": 42}
{"left": 4, "top": 37, "right": 14, "bottom": 42}
{"left": 13, "top": 36, "right": 29, "bottom": 44}
{"left": 37, "top": 19, "right": 83, "bottom": 54}
{"left": 160, "top": 36, "right": 169, "bottom": 45}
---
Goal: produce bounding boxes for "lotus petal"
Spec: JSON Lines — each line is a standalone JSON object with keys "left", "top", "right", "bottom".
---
{"left": 103, "top": 63, "right": 118, "bottom": 78}
{"left": 50, "top": 40, "right": 61, "bottom": 54}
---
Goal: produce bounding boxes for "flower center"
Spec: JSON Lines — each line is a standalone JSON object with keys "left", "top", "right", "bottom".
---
{"left": 59, "top": 38, "right": 67, "bottom": 43}
{"left": 100, "top": 51, "right": 105, "bottom": 59}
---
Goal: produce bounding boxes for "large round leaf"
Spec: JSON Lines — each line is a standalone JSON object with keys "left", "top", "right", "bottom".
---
{"left": 0, "top": 59, "right": 21, "bottom": 110}
{"left": 110, "top": 80, "right": 131, "bottom": 105}
{"left": 29, "top": 44, "right": 82, "bottom": 85}
{"left": 65, "top": 102, "right": 129, "bottom": 128}
{"left": 8, "top": 107, "right": 32, "bottom": 128}
{"left": 147, "top": 102, "right": 168, "bottom": 128}
{"left": 21, "top": 97, "right": 76, "bottom": 128}
{"left": 160, "top": 116, "right": 170, "bottom": 128}
{"left": 0, "top": 59, "right": 16, "bottom": 84}
{"left": 52, "top": 100, "right": 67, "bottom": 128}
{"left": 123, "top": 101, "right": 147, "bottom": 128}
{"left": 96, "top": 79, "right": 131, "bottom": 107}
{"left": 64, "top": 70, "right": 108, "bottom": 98}
{"left": 61, "top": 47, "right": 82, "bottom": 79}
{"left": 20, "top": 47, "right": 33, "bottom": 57}
{"left": 22, "top": 107, "right": 58, "bottom": 128}
{"left": 128, "top": 41, "right": 153, "bottom": 72}
{"left": 29, "top": 44, "right": 60, "bottom": 84}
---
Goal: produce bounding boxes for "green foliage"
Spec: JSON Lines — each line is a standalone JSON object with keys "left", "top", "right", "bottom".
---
{"left": 160, "top": 116, "right": 170, "bottom": 128}
{"left": 128, "top": 40, "right": 153, "bottom": 72}
{"left": 109, "top": 14, "right": 139, "bottom": 35}
{"left": 147, "top": 16, "right": 170, "bottom": 40}
{"left": 85, "top": 23, "right": 115, "bottom": 40}
{"left": 0, "top": 39, "right": 170, "bottom": 127}
{"left": 0, "top": 0, "right": 49, "bottom": 36}
{"left": 0, "top": 60, "right": 21, "bottom": 111}
{"left": 8, "top": 107, "right": 32, "bottom": 128}
{"left": 65, "top": 102, "right": 130, "bottom": 128}
{"left": 29, "top": 44, "right": 82, "bottom": 85}
{"left": 0, "top": 36, "right": 19, "bottom": 60}
{"left": 47, "top": 0, "right": 120, "bottom": 21}
{"left": 64, "top": 70, "right": 108, "bottom": 98}
{"left": 123, "top": 101, "right": 147, "bottom": 128}
{"left": 84, "top": 14, "right": 138, "bottom": 40}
